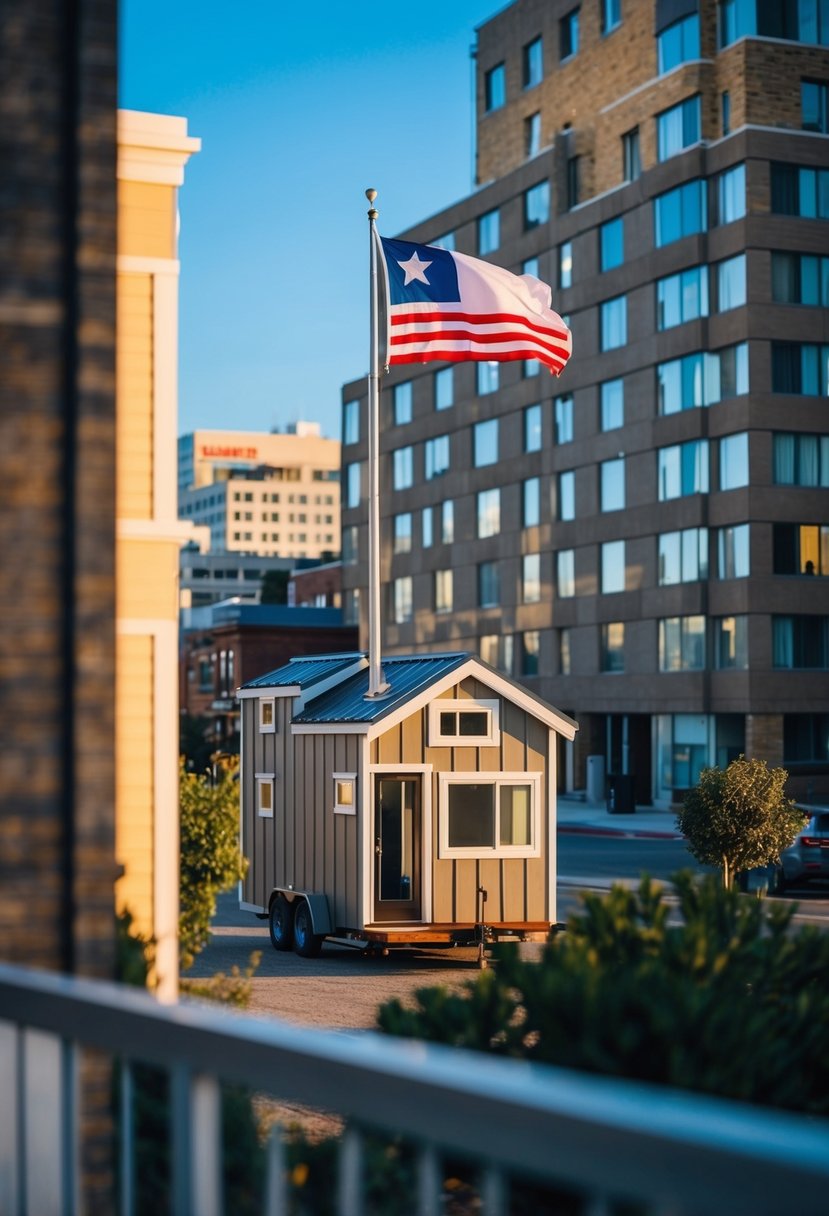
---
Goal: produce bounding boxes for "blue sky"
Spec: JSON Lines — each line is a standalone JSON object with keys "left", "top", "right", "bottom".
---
{"left": 120, "top": 1, "right": 500, "bottom": 440}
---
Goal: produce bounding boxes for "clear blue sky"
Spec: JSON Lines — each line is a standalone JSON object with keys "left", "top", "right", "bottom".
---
{"left": 120, "top": 2, "right": 501, "bottom": 441}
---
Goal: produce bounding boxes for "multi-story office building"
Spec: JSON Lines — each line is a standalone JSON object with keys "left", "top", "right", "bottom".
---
{"left": 341, "top": 0, "right": 829, "bottom": 805}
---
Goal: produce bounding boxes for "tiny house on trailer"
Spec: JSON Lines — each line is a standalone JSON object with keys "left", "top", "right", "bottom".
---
{"left": 238, "top": 651, "right": 578, "bottom": 958}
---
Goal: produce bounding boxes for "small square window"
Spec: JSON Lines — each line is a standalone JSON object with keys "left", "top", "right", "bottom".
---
{"left": 256, "top": 774, "right": 275, "bottom": 819}
{"left": 259, "top": 698, "right": 276, "bottom": 733}
{"left": 333, "top": 772, "right": 357, "bottom": 815}
{"left": 429, "top": 699, "right": 501, "bottom": 747}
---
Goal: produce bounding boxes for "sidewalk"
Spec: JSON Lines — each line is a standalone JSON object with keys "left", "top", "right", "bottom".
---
{"left": 557, "top": 791, "right": 684, "bottom": 840}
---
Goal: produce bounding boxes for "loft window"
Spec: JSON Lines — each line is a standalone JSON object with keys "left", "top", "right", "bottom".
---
{"left": 438, "top": 771, "right": 542, "bottom": 859}
{"left": 259, "top": 698, "right": 275, "bottom": 733}
{"left": 333, "top": 773, "right": 357, "bottom": 815}
{"left": 429, "top": 699, "right": 500, "bottom": 747}
{"left": 256, "top": 774, "right": 275, "bottom": 819}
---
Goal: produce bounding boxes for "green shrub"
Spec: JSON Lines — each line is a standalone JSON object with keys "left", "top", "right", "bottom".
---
{"left": 378, "top": 873, "right": 829, "bottom": 1116}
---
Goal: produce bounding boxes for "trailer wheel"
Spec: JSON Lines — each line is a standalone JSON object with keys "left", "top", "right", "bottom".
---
{"left": 269, "top": 895, "right": 294, "bottom": 951}
{"left": 293, "top": 900, "right": 323, "bottom": 959}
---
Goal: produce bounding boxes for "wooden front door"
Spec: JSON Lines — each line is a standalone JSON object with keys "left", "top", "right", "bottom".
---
{"left": 374, "top": 776, "right": 421, "bottom": 922}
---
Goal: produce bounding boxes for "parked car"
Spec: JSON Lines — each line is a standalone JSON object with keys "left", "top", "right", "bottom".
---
{"left": 774, "top": 810, "right": 829, "bottom": 893}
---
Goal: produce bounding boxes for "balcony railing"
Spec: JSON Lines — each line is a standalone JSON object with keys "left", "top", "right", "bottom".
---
{"left": 1, "top": 961, "right": 828, "bottom": 1215}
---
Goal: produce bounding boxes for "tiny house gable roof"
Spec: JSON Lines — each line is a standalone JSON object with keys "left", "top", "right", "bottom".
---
{"left": 239, "top": 653, "right": 365, "bottom": 694}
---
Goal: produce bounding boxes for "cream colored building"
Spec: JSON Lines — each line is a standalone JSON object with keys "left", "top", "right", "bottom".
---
{"left": 117, "top": 110, "right": 200, "bottom": 997}
{"left": 178, "top": 425, "right": 341, "bottom": 560}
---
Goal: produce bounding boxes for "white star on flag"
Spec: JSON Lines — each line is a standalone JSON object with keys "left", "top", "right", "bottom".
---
{"left": 397, "top": 251, "right": 432, "bottom": 286}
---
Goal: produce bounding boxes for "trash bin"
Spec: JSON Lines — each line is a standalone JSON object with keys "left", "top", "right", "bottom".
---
{"left": 586, "top": 755, "right": 605, "bottom": 804}
{"left": 607, "top": 773, "right": 636, "bottom": 814}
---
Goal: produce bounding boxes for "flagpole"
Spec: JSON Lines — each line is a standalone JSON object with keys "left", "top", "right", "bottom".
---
{"left": 365, "top": 188, "right": 389, "bottom": 699}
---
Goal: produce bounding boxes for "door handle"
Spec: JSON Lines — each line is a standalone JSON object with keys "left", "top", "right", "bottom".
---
{"left": 375, "top": 837, "right": 382, "bottom": 856}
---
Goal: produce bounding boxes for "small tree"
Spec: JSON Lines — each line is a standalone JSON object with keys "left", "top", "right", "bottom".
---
{"left": 676, "top": 756, "right": 804, "bottom": 889}
{"left": 260, "top": 569, "right": 290, "bottom": 604}
{"left": 179, "top": 755, "right": 248, "bottom": 969}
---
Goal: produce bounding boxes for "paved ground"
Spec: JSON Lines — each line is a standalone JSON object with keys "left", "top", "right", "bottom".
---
{"left": 557, "top": 791, "right": 684, "bottom": 839}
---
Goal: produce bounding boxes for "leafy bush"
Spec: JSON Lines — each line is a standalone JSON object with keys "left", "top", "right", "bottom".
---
{"left": 378, "top": 874, "right": 829, "bottom": 1116}
{"left": 676, "top": 756, "right": 804, "bottom": 889}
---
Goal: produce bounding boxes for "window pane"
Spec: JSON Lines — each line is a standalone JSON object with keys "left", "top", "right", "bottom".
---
{"left": 520, "top": 630, "right": 540, "bottom": 676}
{"left": 523, "top": 36, "right": 543, "bottom": 88}
{"left": 523, "top": 476, "right": 541, "bottom": 527}
{"left": 524, "top": 403, "right": 542, "bottom": 451}
{"left": 555, "top": 395, "right": 574, "bottom": 443}
{"left": 559, "top": 240, "right": 573, "bottom": 287}
{"left": 559, "top": 470, "right": 575, "bottom": 520}
{"left": 500, "top": 785, "right": 532, "bottom": 846}
{"left": 718, "top": 523, "right": 750, "bottom": 578}
{"left": 720, "top": 433, "right": 749, "bottom": 489}
{"left": 474, "top": 419, "right": 499, "bottom": 466}
{"left": 435, "top": 367, "right": 453, "bottom": 410}
{"left": 394, "top": 381, "right": 412, "bottom": 425}
{"left": 394, "top": 513, "right": 412, "bottom": 554}
{"left": 557, "top": 549, "right": 575, "bottom": 597}
{"left": 601, "top": 458, "right": 625, "bottom": 511}
{"left": 448, "top": 784, "right": 494, "bottom": 848}
{"left": 525, "top": 181, "right": 550, "bottom": 228}
{"left": 601, "top": 295, "right": 627, "bottom": 350}
{"left": 601, "top": 540, "right": 625, "bottom": 593}
{"left": 343, "top": 400, "right": 359, "bottom": 445}
{"left": 393, "top": 447, "right": 413, "bottom": 490}
{"left": 523, "top": 553, "right": 541, "bottom": 602}
{"left": 601, "top": 378, "right": 624, "bottom": 429}
{"left": 459, "top": 712, "right": 489, "bottom": 737}
{"left": 478, "top": 209, "right": 500, "bottom": 255}
{"left": 718, "top": 164, "right": 746, "bottom": 224}
{"left": 477, "top": 361, "right": 500, "bottom": 394}
{"left": 394, "top": 577, "right": 412, "bottom": 623}
{"left": 485, "top": 63, "right": 505, "bottom": 112}
{"left": 601, "top": 622, "right": 625, "bottom": 672}
{"left": 600, "top": 218, "right": 624, "bottom": 271}
{"left": 717, "top": 254, "right": 746, "bottom": 311}
{"left": 477, "top": 488, "right": 500, "bottom": 537}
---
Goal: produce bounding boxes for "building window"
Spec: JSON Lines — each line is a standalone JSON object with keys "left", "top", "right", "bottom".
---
{"left": 566, "top": 155, "right": 580, "bottom": 209}
{"left": 601, "top": 0, "right": 621, "bottom": 35}
{"left": 256, "top": 776, "right": 275, "bottom": 819}
{"left": 392, "top": 447, "right": 413, "bottom": 490}
{"left": 344, "top": 588, "right": 360, "bottom": 625}
{"left": 601, "top": 539, "right": 625, "bottom": 593}
{"left": 480, "top": 634, "right": 514, "bottom": 675}
{"left": 422, "top": 506, "right": 433, "bottom": 548}
{"left": 345, "top": 461, "right": 361, "bottom": 508}
{"left": 717, "top": 164, "right": 745, "bottom": 224}
{"left": 600, "top": 295, "right": 627, "bottom": 350}
{"left": 343, "top": 399, "right": 359, "bottom": 445}
{"left": 600, "top": 457, "right": 625, "bottom": 512}
{"left": 773, "top": 616, "right": 829, "bottom": 668}
{"left": 478, "top": 560, "right": 500, "bottom": 608}
{"left": 559, "top": 240, "right": 573, "bottom": 288}
{"left": 524, "top": 358, "right": 540, "bottom": 377}
{"left": 658, "top": 13, "right": 700, "bottom": 74}
{"left": 622, "top": 127, "right": 641, "bottom": 181}
{"left": 659, "top": 616, "right": 706, "bottom": 671}
{"left": 557, "top": 549, "right": 575, "bottom": 598}
{"left": 802, "top": 79, "right": 829, "bottom": 132}
{"left": 524, "top": 403, "right": 542, "bottom": 452}
{"left": 772, "top": 343, "right": 829, "bottom": 395}
{"left": 716, "top": 254, "right": 747, "bottom": 311}
{"left": 657, "top": 266, "right": 708, "bottom": 329}
{"left": 477, "top": 488, "right": 501, "bottom": 538}
{"left": 430, "top": 699, "right": 500, "bottom": 747}
{"left": 601, "top": 622, "right": 625, "bottom": 673}
{"left": 523, "top": 476, "right": 541, "bottom": 527}
{"left": 525, "top": 112, "right": 542, "bottom": 158}
{"left": 774, "top": 432, "right": 829, "bottom": 484}
{"left": 342, "top": 524, "right": 358, "bottom": 565}
{"left": 558, "top": 470, "right": 575, "bottom": 521}
{"left": 714, "top": 617, "right": 748, "bottom": 670}
{"left": 717, "top": 524, "right": 750, "bottom": 579}
{"left": 774, "top": 523, "right": 829, "bottom": 576}
{"left": 435, "top": 367, "right": 453, "bottom": 411}
{"left": 601, "top": 378, "right": 624, "bottom": 430}
{"left": 441, "top": 500, "right": 454, "bottom": 544}
{"left": 722, "top": 90, "right": 731, "bottom": 135}
{"left": 434, "top": 569, "right": 453, "bottom": 614}
{"left": 523, "top": 36, "right": 543, "bottom": 88}
{"left": 393, "top": 381, "right": 412, "bottom": 425}
{"left": 784, "top": 714, "right": 829, "bottom": 764}
{"left": 524, "top": 180, "right": 550, "bottom": 229}
{"left": 659, "top": 528, "right": 709, "bottom": 585}
{"left": 520, "top": 630, "right": 541, "bottom": 676}
{"left": 485, "top": 62, "right": 505, "bottom": 112}
{"left": 522, "top": 553, "right": 541, "bottom": 603}
{"left": 600, "top": 217, "right": 623, "bottom": 272}
{"left": 657, "top": 95, "right": 701, "bottom": 162}
{"left": 259, "top": 698, "right": 276, "bottom": 734}
{"left": 474, "top": 418, "right": 499, "bottom": 467}
{"left": 523, "top": 255, "right": 540, "bottom": 278}
{"left": 438, "top": 771, "right": 541, "bottom": 860}
{"left": 771, "top": 163, "right": 829, "bottom": 218}
{"left": 658, "top": 345, "right": 748, "bottom": 412}
{"left": 772, "top": 252, "right": 829, "bottom": 305}
{"left": 333, "top": 773, "right": 357, "bottom": 816}
{"left": 658, "top": 440, "right": 709, "bottom": 499}
{"left": 555, "top": 395, "right": 574, "bottom": 443}
{"left": 719, "top": 0, "right": 755, "bottom": 46}
{"left": 719, "top": 433, "right": 750, "bottom": 490}
{"left": 560, "top": 628, "right": 572, "bottom": 674}
{"left": 477, "top": 361, "right": 500, "bottom": 395}
{"left": 425, "top": 434, "right": 450, "bottom": 480}
{"left": 393, "top": 577, "right": 413, "bottom": 624}
{"left": 654, "top": 179, "right": 707, "bottom": 246}
{"left": 560, "top": 8, "right": 579, "bottom": 59}
{"left": 478, "top": 208, "right": 500, "bottom": 255}
{"left": 394, "top": 512, "right": 412, "bottom": 554}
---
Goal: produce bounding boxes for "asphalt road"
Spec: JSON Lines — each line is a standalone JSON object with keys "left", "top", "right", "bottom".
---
{"left": 557, "top": 833, "right": 702, "bottom": 880}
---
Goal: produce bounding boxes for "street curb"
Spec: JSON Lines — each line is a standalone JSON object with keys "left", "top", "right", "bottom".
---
{"left": 558, "top": 822, "right": 684, "bottom": 841}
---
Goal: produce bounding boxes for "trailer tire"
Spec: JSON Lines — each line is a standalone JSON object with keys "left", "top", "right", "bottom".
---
{"left": 269, "top": 895, "right": 294, "bottom": 951}
{"left": 293, "top": 900, "right": 323, "bottom": 958}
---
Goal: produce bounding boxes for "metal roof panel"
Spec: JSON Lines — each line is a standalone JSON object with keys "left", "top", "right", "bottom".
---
{"left": 292, "top": 653, "right": 470, "bottom": 723}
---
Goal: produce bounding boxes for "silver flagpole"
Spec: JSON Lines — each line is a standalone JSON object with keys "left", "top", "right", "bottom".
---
{"left": 365, "top": 189, "right": 389, "bottom": 698}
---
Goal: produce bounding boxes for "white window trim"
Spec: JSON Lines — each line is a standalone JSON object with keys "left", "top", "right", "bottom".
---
{"left": 256, "top": 773, "right": 275, "bottom": 819}
{"left": 333, "top": 771, "right": 357, "bottom": 816}
{"left": 428, "top": 698, "right": 501, "bottom": 747}
{"left": 438, "top": 771, "right": 542, "bottom": 859}
{"left": 259, "top": 697, "right": 276, "bottom": 733}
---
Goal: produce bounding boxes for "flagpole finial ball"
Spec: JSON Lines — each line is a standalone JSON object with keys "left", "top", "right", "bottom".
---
{"left": 365, "top": 188, "right": 377, "bottom": 203}
{"left": 368, "top": 208, "right": 378, "bottom": 221}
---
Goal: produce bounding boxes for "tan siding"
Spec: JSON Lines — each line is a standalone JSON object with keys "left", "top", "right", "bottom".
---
{"left": 118, "top": 180, "right": 176, "bottom": 259}
{"left": 241, "top": 702, "right": 257, "bottom": 905}
{"left": 118, "top": 539, "right": 179, "bottom": 620}
{"left": 115, "top": 634, "right": 154, "bottom": 935}
{"left": 115, "top": 271, "right": 153, "bottom": 519}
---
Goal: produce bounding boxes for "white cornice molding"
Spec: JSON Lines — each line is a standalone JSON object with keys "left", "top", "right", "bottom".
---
{"left": 118, "top": 109, "right": 201, "bottom": 186}
{"left": 117, "top": 519, "right": 198, "bottom": 545}
{"left": 117, "top": 255, "right": 180, "bottom": 276}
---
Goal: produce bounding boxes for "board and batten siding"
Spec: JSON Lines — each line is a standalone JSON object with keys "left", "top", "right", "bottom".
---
{"left": 371, "top": 677, "right": 552, "bottom": 924}
{"left": 241, "top": 694, "right": 292, "bottom": 911}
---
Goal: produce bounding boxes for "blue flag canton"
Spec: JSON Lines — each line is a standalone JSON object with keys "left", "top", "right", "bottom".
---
{"left": 381, "top": 237, "right": 461, "bottom": 306}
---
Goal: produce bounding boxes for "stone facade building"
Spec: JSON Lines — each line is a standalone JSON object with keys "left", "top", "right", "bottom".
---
{"left": 341, "top": 0, "right": 829, "bottom": 806}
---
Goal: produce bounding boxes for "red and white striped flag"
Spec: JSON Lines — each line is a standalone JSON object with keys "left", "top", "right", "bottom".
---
{"left": 379, "top": 235, "right": 572, "bottom": 376}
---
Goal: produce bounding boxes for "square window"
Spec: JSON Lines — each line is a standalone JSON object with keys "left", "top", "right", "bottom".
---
{"left": 425, "top": 434, "right": 450, "bottom": 479}
{"left": 333, "top": 773, "right": 357, "bottom": 815}
{"left": 256, "top": 775, "right": 275, "bottom": 819}
{"left": 430, "top": 699, "right": 500, "bottom": 747}
{"left": 259, "top": 698, "right": 275, "bottom": 733}
{"left": 477, "top": 361, "right": 500, "bottom": 394}
{"left": 657, "top": 95, "right": 701, "bottom": 162}
{"left": 439, "top": 770, "right": 540, "bottom": 859}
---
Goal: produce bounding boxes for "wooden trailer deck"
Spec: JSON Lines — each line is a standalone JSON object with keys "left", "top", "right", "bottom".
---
{"left": 357, "top": 921, "right": 554, "bottom": 944}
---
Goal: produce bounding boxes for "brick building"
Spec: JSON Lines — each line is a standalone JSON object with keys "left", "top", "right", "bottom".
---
{"left": 341, "top": 0, "right": 829, "bottom": 806}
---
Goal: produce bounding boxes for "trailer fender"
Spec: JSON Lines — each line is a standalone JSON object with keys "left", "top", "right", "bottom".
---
{"left": 273, "top": 888, "right": 333, "bottom": 936}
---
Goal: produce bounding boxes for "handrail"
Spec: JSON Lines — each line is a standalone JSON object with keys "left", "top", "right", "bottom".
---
{"left": 1, "top": 962, "right": 828, "bottom": 1215}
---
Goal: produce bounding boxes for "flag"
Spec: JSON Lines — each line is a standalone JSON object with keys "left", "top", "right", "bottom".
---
{"left": 378, "top": 235, "right": 572, "bottom": 376}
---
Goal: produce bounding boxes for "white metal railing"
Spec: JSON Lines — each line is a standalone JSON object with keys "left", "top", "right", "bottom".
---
{"left": 1, "top": 962, "right": 828, "bottom": 1215}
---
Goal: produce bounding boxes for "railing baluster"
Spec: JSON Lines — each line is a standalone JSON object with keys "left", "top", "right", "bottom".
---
{"left": 119, "top": 1060, "right": 135, "bottom": 1216}
{"left": 171, "top": 1064, "right": 192, "bottom": 1216}
{"left": 337, "top": 1125, "right": 363, "bottom": 1216}
{"left": 61, "top": 1041, "right": 79, "bottom": 1216}
{"left": 264, "top": 1125, "right": 287, "bottom": 1216}
{"left": 481, "top": 1165, "right": 506, "bottom": 1215}
{"left": 22, "top": 1029, "right": 63, "bottom": 1215}
{"left": 191, "top": 1074, "right": 223, "bottom": 1216}
{"left": 417, "top": 1143, "right": 440, "bottom": 1216}
{"left": 0, "top": 1021, "right": 20, "bottom": 1216}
